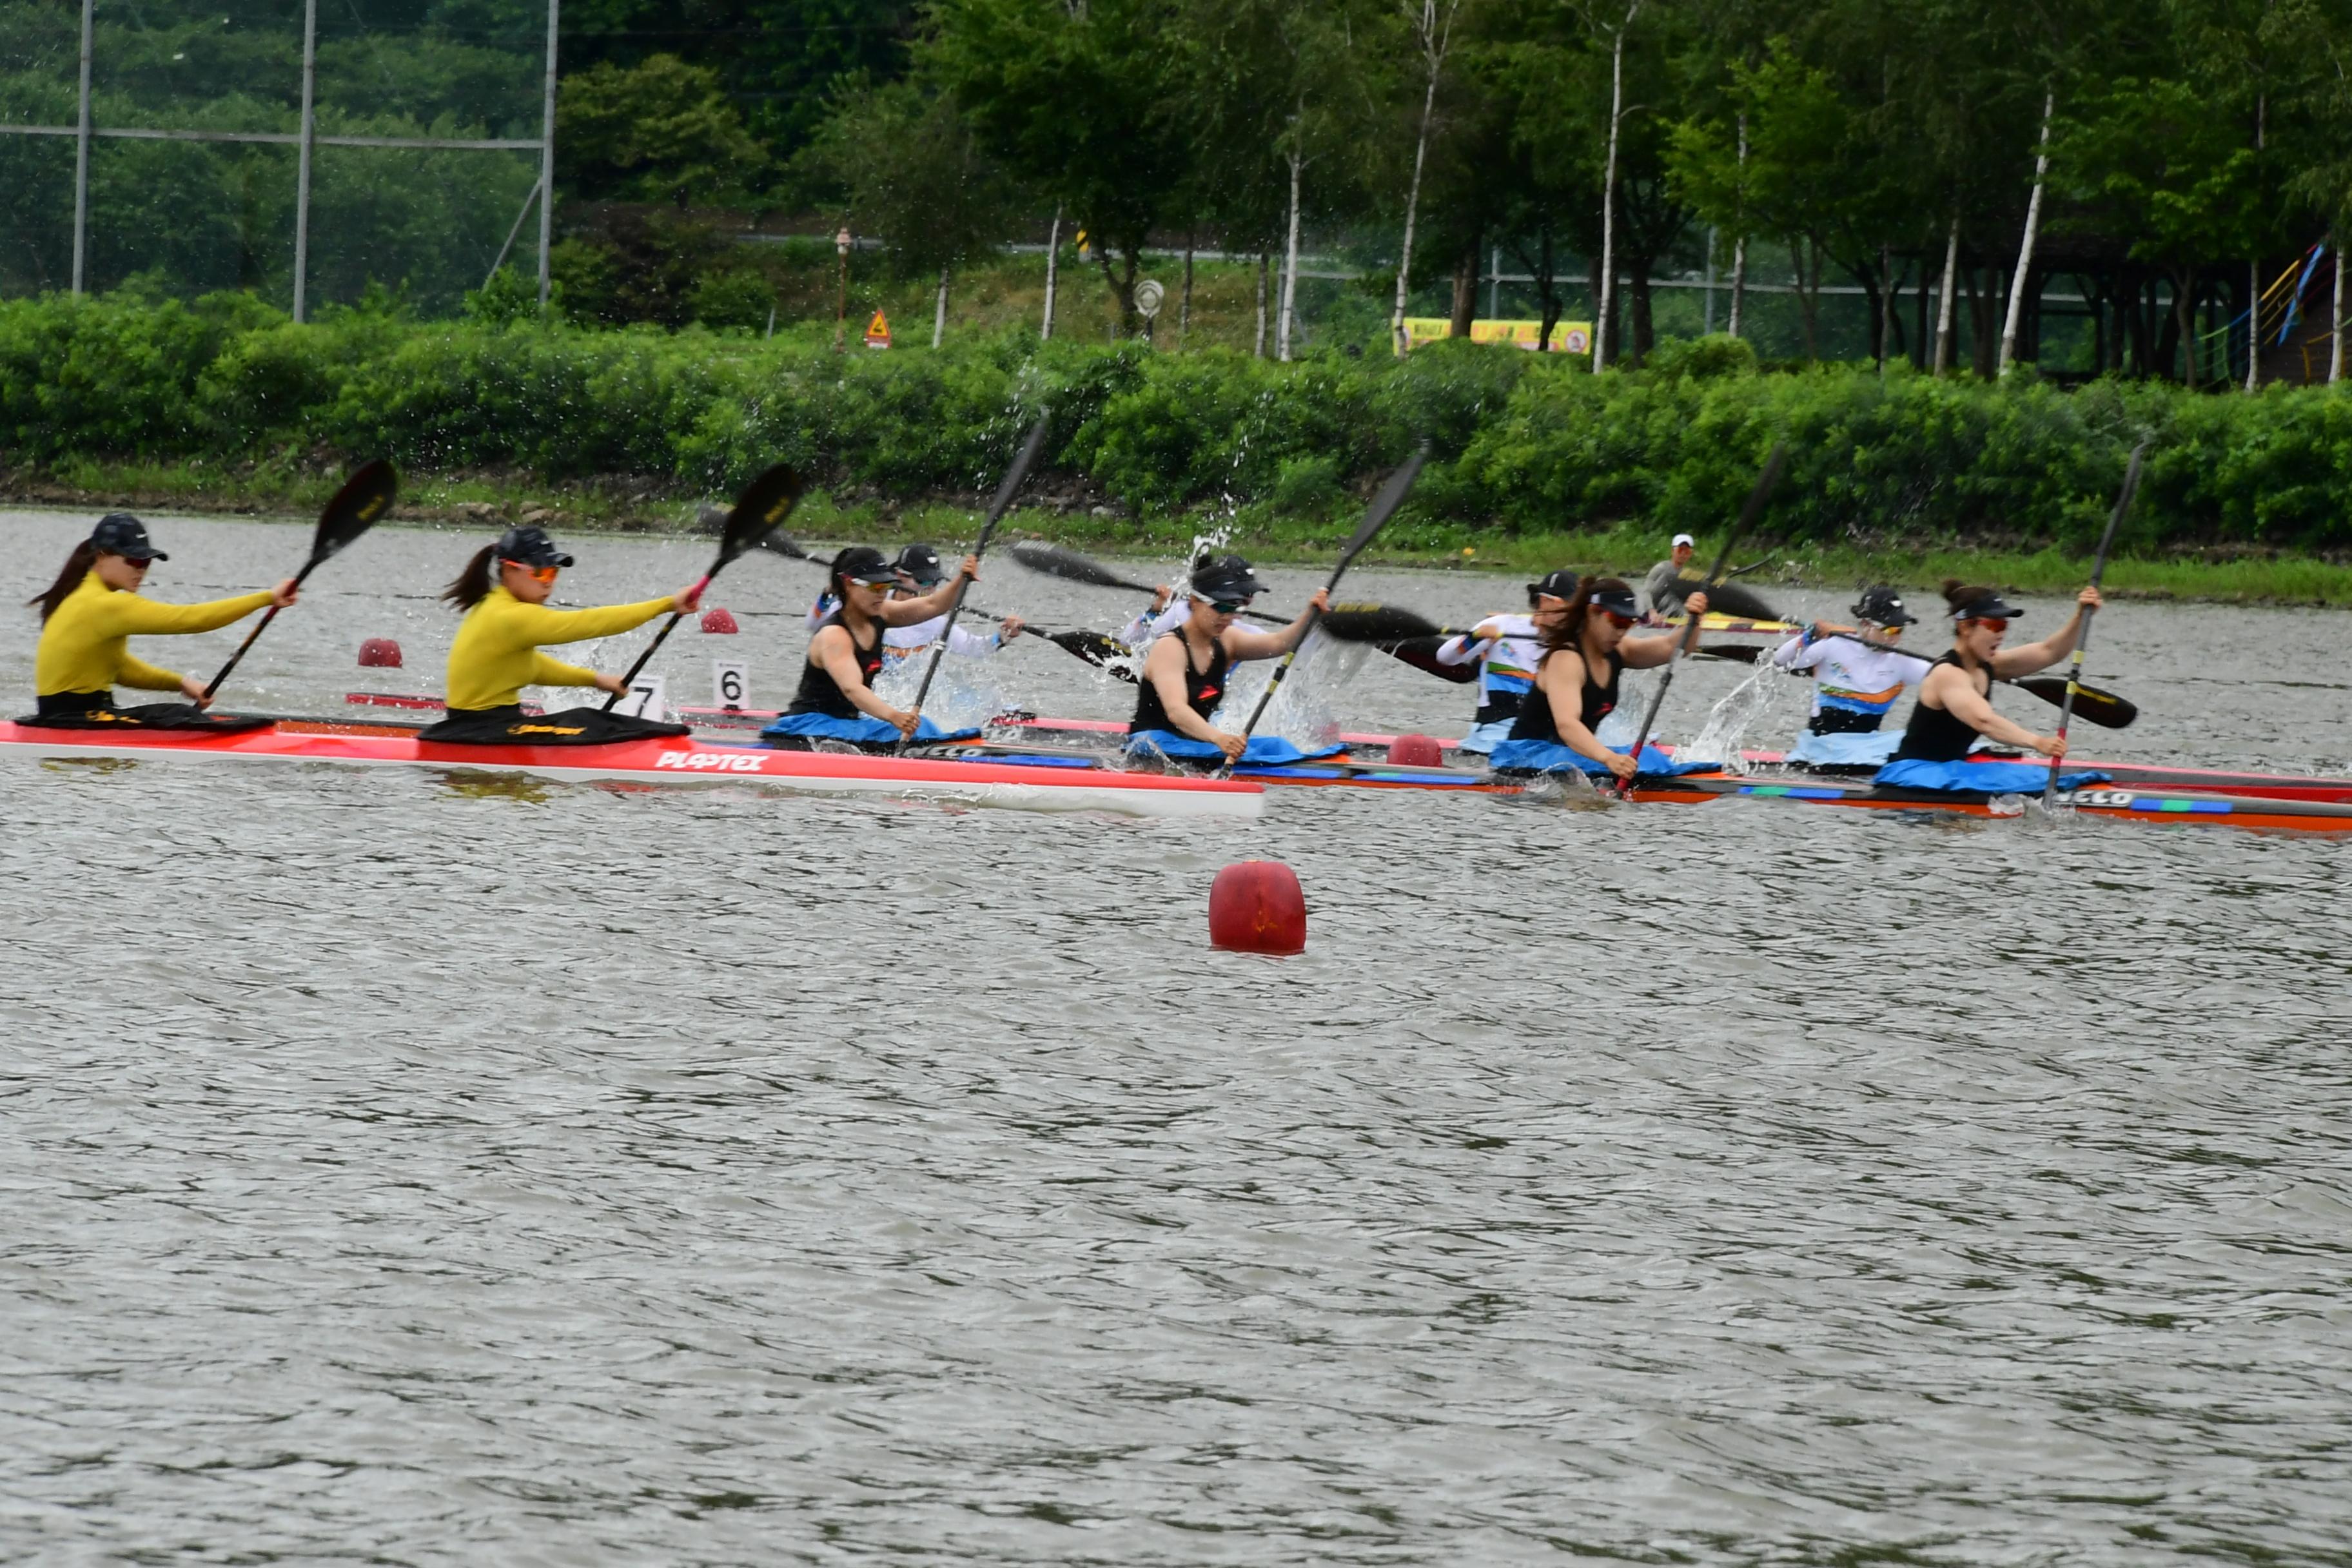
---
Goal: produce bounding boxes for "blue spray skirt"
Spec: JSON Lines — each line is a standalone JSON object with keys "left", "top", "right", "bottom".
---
{"left": 1124, "top": 730, "right": 1346, "bottom": 767}
{"left": 761, "top": 712, "right": 979, "bottom": 746}
{"left": 1487, "top": 739, "right": 1718, "bottom": 778}
{"left": 1457, "top": 718, "right": 1515, "bottom": 757}
{"left": 1874, "top": 758, "right": 2110, "bottom": 794}
{"left": 1786, "top": 729, "right": 1902, "bottom": 769}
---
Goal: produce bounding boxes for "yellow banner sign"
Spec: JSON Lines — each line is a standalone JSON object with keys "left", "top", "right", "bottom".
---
{"left": 1401, "top": 317, "right": 1591, "bottom": 355}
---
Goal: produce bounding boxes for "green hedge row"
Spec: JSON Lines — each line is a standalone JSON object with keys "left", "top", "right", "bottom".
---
{"left": 4, "top": 291, "right": 2349, "bottom": 551}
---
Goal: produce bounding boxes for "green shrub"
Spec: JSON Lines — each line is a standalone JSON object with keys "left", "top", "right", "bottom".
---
{"left": 4, "top": 286, "right": 2351, "bottom": 553}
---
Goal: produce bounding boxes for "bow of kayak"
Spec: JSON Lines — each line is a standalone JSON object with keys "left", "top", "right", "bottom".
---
{"left": 0, "top": 721, "right": 1264, "bottom": 819}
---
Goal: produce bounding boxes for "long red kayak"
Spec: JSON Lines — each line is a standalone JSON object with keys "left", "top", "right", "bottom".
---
{"left": 0, "top": 720, "right": 1263, "bottom": 819}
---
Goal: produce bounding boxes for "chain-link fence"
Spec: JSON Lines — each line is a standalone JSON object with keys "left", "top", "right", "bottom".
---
{"left": 0, "top": 0, "right": 554, "bottom": 317}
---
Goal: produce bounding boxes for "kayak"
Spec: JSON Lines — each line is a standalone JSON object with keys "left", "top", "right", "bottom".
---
{"left": 1625, "top": 774, "right": 2352, "bottom": 835}
{"left": 0, "top": 720, "right": 1263, "bottom": 819}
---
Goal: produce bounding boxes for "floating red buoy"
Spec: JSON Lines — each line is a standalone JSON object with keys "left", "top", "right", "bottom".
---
{"left": 1209, "top": 861, "right": 1306, "bottom": 956}
{"left": 357, "top": 638, "right": 402, "bottom": 668}
{"left": 700, "top": 607, "right": 739, "bottom": 634}
{"left": 1388, "top": 732, "right": 1444, "bottom": 768}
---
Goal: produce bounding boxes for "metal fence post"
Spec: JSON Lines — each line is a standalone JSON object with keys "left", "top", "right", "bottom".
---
{"left": 71, "top": 0, "right": 92, "bottom": 294}
{"left": 538, "top": 0, "right": 558, "bottom": 309}
{"left": 291, "top": 0, "right": 318, "bottom": 320}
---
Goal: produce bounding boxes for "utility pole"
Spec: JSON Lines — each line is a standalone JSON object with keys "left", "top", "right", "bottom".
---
{"left": 834, "top": 228, "right": 852, "bottom": 351}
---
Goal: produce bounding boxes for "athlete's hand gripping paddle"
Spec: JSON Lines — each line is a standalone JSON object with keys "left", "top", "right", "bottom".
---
{"left": 898, "top": 414, "right": 1053, "bottom": 750}
{"left": 603, "top": 463, "right": 805, "bottom": 712}
{"left": 1226, "top": 444, "right": 1429, "bottom": 766}
{"left": 201, "top": 460, "right": 398, "bottom": 705}
{"left": 1614, "top": 442, "right": 1788, "bottom": 798}
{"left": 2043, "top": 439, "right": 2148, "bottom": 803}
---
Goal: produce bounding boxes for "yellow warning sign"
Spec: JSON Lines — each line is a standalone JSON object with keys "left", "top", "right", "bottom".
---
{"left": 862, "top": 309, "right": 891, "bottom": 349}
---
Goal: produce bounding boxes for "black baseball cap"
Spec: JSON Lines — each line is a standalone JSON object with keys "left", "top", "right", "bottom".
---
{"left": 493, "top": 525, "right": 574, "bottom": 569}
{"left": 894, "top": 543, "right": 946, "bottom": 584}
{"left": 1852, "top": 586, "right": 1917, "bottom": 627}
{"left": 830, "top": 545, "right": 897, "bottom": 587}
{"left": 90, "top": 513, "right": 167, "bottom": 562}
{"left": 1190, "top": 553, "right": 1266, "bottom": 605}
{"left": 1527, "top": 569, "right": 1580, "bottom": 602}
{"left": 1950, "top": 590, "right": 2024, "bottom": 621}
{"left": 1590, "top": 584, "right": 1642, "bottom": 618}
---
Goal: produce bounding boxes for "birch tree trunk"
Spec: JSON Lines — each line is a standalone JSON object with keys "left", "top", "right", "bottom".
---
{"left": 1726, "top": 112, "right": 1747, "bottom": 338}
{"left": 2332, "top": 234, "right": 2345, "bottom": 384}
{"left": 1934, "top": 215, "right": 1959, "bottom": 373}
{"left": 1041, "top": 205, "right": 1062, "bottom": 341}
{"left": 1279, "top": 144, "right": 1303, "bottom": 362}
{"left": 1997, "top": 90, "right": 2053, "bottom": 375}
{"left": 1389, "top": 64, "right": 1440, "bottom": 356}
{"left": 1878, "top": 243, "right": 1895, "bottom": 369}
{"left": 1592, "top": 3, "right": 1640, "bottom": 371}
{"left": 1179, "top": 238, "right": 1194, "bottom": 346}
{"left": 932, "top": 266, "right": 950, "bottom": 348}
{"left": 1255, "top": 251, "right": 1269, "bottom": 358}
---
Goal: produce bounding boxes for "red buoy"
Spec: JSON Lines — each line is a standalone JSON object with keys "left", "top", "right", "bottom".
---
{"left": 700, "top": 606, "right": 740, "bottom": 634}
{"left": 357, "top": 638, "right": 402, "bottom": 668}
{"left": 1388, "top": 732, "right": 1444, "bottom": 768}
{"left": 1209, "top": 861, "right": 1307, "bottom": 956}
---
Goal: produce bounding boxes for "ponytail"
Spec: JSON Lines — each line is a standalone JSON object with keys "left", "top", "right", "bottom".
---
{"left": 441, "top": 544, "right": 496, "bottom": 610}
{"left": 28, "top": 540, "right": 99, "bottom": 623}
{"left": 1941, "top": 577, "right": 1995, "bottom": 619}
{"left": 1540, "top": 575, "right": 1632, "bottom": 653}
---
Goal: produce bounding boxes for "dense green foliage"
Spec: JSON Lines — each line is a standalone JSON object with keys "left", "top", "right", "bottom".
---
{"left": 6, "top": 291, "right": 2350, "bottom": 551}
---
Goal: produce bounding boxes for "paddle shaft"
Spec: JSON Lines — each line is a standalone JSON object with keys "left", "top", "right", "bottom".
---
{"left": 199, "top": 557, "right": 319, "bottom": 701}
{"left": 901, "top": 416, "right": 1051, "bottom": 745}
{"left": 201, "top": 457, "right": 400, "bottom": 701}
{"left": 1615, "top": 444, "right": 1787, "bottom": 796}
{"left": 600, "top": 571, "right": 714, "bottom": 711}
{"left": 2044, "top": 442, "right": 2146, "bottom": 802}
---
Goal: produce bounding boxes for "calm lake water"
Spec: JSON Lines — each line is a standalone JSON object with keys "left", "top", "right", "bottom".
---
{"left": 3, "top": 509, "right": 2349, "bottom": 1565}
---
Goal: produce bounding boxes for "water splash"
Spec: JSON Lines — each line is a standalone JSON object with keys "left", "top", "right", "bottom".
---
{"left": 1681, "top": 661, "right": 1785, "bottom": 774}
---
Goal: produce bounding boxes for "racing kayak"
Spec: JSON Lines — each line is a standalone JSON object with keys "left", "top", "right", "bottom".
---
{"left": 1622, "top": 774, "right": 2352, "bottom": 835}
{"left": 0, "top": 720, "right": 1263, "bottom": 819}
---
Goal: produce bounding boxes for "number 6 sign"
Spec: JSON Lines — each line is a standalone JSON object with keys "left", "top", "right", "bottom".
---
{"left": 712, "top": 660, "right": 749, "bottom": 711}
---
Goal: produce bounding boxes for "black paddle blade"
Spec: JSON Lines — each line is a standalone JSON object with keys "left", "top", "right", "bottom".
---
{"left": 1046, "top": 628, "right": 1135, "bottom": 669}
{"left": 1666, "top": 573, "right": 1779, "bottom": 623}
{"left": 1382, "top": 633, "right": 1479, "bottom": 683}
{"left": 311, "top": 459, "right": 397, "bottom": 568}
{"left": 715, "top": 464, "right": 807, "bottom": 565}
{"left": 1008, "top": 540, "right": 1158, "bottom": 594}
{"left": 757, "top": 531, "right": 813, "bottom": 561}
{"left": 2014, "top": 676, "right": 2137, "bottom": 729}
{"left": 1337, "top": 446, "right": 1429, "bottom": 573}
{"left": 1319, "top": 602, "right": 1447, "bottom": 643}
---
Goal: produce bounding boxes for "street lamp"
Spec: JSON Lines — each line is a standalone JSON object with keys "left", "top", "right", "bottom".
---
{"left": 834, "top": 226, "right": 852, "bottom": 352}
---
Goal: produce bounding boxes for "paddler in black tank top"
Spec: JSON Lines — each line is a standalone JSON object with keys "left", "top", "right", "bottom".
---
{"left": 1128, "top": 554, "right": 1329, "bottom": 764}
{"left": 760, "top": 545, "right": 977, "bottom": 747}
{"left": 1490, "top": 574, "right": 1709, "bottom": 779}
{"left": 1875, "top": 578, "right": 2102, "bottom": 790}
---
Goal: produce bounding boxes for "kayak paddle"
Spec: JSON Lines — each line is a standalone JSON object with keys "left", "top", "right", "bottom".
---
{"left": 202, "top": 459, "right": 398, "bottom": 703}
{"left": 1616, "top": 442, "right": 1788, "bottom": 797}
{"left": 604, "top": 462, "right": 805, "bottom": 712}
{"left": 1009, "top": 538, "right": 1285, "bottom": 625}
{"left": 1798, "top": 625, "right": 2139, "bottom": 729}
{"left": 1654, "top": 573, "right": 1779, "bottom": 623}
{"left": 1231, "top": 443, "right": 1429, "bottom": 752}
{"left": 2045, "top": 439, "right": 2148, "bottom": 801}
{"left": 899, "top": 414, "right": 1053, "bottom": 749}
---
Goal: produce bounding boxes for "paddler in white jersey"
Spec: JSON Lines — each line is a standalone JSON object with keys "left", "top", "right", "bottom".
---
{"left": 1434, "top": 568, "right": 1577, "bottom": 756}
{"left": 880, "top": 544, "right": 1024, "bottom": 663}
{"left": 1772, "top": 585, "right": 1930, "bottom": 769}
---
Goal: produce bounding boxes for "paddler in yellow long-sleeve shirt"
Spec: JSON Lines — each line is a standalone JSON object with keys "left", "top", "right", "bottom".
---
{"left": 21, "top": 513, "right": 297, "bottom": 730}
{"left": 416, "top": 525, "right": 705, "bottom": 746}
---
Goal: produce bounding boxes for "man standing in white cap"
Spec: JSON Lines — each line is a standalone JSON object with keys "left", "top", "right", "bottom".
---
{"left": 1643, "top": 533, "right": 1698, "bottom": 618}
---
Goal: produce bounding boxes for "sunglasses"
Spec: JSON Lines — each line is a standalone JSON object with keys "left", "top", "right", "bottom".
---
{"left": 1206, "top": 598, "right": 1251, "bottom": 614}
{"left": 1596, "top": 608, "right": 1636, "bottom": 629}
{"left": 509, "top": 562, "right": 559, "bottom": 583}
{"left": 1966, "top": 616, "right": 2010, "bottom": 633}
{"left": 847, "top": 576, "right": 897, "bottom": 591}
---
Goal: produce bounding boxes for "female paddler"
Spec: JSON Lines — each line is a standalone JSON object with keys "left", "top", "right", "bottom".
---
{"left": 761, "top": 545, "right": 983, "bottom": 748}
{"left": 1874, "top": 580, "right": 2109, "bottom": 793}
{"left": 1489, "top": 575, "right": 1716, "bottom": 781}
{"left": 419, "top": 525, "right": 701, "bottom": 745}
{"left": 1126, "top": 554, "right": 1332, "bottom": 767}
{"left": 23, "top": 513, "right": 295, "bottom": 730}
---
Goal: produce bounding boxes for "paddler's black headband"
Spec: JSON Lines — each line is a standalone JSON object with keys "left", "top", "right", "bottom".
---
{"left": 1591, "top": 587, "right": 1640, "bottom": 618}
{"left": 1950, "top": 593, "right": 2023, "bottom": 621}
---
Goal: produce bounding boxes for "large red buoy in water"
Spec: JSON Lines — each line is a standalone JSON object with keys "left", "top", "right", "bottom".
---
{"left": 1388, "top": 732, "right": 1444, "bottom": 768}
{"left": 1209, "top": 861, "right": 1306, "bottom": 956}
{"left": 700, "top": 606, "right": 739, "bottom": 634}
{"left": 357, "top": 638, "right": 402, "bottom": 668}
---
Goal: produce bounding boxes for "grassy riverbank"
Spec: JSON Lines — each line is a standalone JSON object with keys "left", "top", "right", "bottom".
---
{"left": 14, "top": 460, "right": 2352, "bottom": 606}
